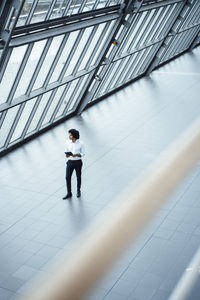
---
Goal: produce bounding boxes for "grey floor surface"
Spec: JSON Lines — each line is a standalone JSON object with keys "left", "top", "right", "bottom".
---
{"left": 0, "top": 46, "right": 200, "bottom": 300}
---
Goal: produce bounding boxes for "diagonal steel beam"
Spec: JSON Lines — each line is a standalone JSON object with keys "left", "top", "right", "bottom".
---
{"left": 76, "top": 0, "right": 144, "bottom": 114}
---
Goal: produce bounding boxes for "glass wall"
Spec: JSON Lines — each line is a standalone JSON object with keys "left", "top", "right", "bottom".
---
{"left": 0, "top": 0, "right": 200, "bottom": 154}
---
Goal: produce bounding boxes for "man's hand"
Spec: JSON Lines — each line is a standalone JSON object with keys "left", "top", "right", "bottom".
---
{"left": 72, "top": 154, "right": 81, "bottom": 157}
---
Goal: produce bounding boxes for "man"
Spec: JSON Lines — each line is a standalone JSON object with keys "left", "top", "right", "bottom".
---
{"left": 63, "top": 129, "right": 85, "bottom": 199}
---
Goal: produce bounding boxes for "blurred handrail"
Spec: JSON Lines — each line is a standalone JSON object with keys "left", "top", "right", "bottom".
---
{"left": 169, "top": 246, "right": 200, "bottom": 300}
{"left": 20, "top": 118, "right": 200, "bottom": 300}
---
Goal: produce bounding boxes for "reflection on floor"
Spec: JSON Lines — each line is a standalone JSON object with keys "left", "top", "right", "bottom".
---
{"left": 0, "top": 47, "right": 200, "bottom": 300}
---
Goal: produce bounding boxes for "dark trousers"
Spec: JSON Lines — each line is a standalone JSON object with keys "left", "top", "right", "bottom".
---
{"left": 66, "top": 160, "right": 82, "bottom": 194}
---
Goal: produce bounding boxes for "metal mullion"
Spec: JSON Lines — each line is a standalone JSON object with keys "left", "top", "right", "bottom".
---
{"left": 189, "top": 27, "right": 200, "bottom": 50}
{"left": 72, "top": 26, "right": 98, "bottom": 75}
{"left": 140, "top": 0, "right": 183, "bottom": 12}
{"left": 50, "top": 84, "right": 70, "bottom": 122}
{"left": 151, "top": 5, "right": 174, "bottom": 41}
{"left": 142, "top": 44, "right": 161, "bottom": 73}
{"left": 137, "top": 46, "right": 152, "bottom": 74}
{"left": 128, "top": 49, "right": 144, "bottom": 79}
{"left": 110, "top": 57, "right": 130, "bottom": 89}
{"left": 42, "top": 34, "right": 70, "bottom": 88}
{"left": 146, "top": 6, "right": 171, "bottom": 44}
{"left": 25, "top": 0, "right": 39, "bottom": 25}
{"left": 65, "top": 76, "right": 87, "bottom": 113}
{"left": 181, "top": 6, "right": 192, "bottom": 29}
{"left": 7, "top": 43, "right": 34, "bottom": 105}
{"left": 184, "top": 28, "right": 195, "bottom": 49}
{"left": 63, "top": 80, "right": 80, "bottom": 114}
{"left": 129, "top": 51, "right": 144, "bottom": 79}
{"left": 185, "top": 28, "right": 197, "bottom": 49}
{"left": 158, "top": 4, "right": 181, "bottom": 39}
{"left": 138, "top": 46, "right": 153, "bottom": 74}
{"left": 184, "top": 2, "right": 200, "bottom": 28}
{"left": 0, "top": 47, "right": 12, "bottom": 83}
{"left": 58, "top": 29, "right": 85, "bottom": 81}
{"left": 179, "top": 31, "right": 189, "bottom": 51}
{"left": 92, "top": 0, "right": 101, "bottom": 10}
{"left": 111, "top": 56, "right": 130, "bottom": 88}
{"left": 135, "top": 9, "right": 159, "bottom": 49}
{"left": 163, "top": 35, "right": 178, "bottom": 60}
{"left": 132, "top": 50, "right": 146, "bottom": 77}
{"left": 142, "top": 9, "right": 160, "bottom": 45}
{"left": 101, "top": 13, "right": 135, "bottom": 63}
{"left": 105, "top": 0, "right": 113, "bottom": 7}
{"left": 179, "top": 22, "right": 200, "bottom": 34}
{"left": 146, "top": 0, "right": 186, "bottom": 74}
{"left": 106, "top": 59, "right": 124, "bottom": 91}
{"left": 78, "top": 0, "right": 87, "bottom": 14}
{"left": 171, "top": 32, "right": 183, "bottom": 55}
{"left": 0, "top": 110, "right": 7, "bottom": 129}
{"left": 62, "top": 0, "right": 73, "bottom": 16}
{"left": 4, "top": 7, "right": 15, "bottom": 31}
{"left": 164, "top": 1, "right": 196, "bottom": 51}
{"left": 45, "top": 0, "right": 58, "bottom": 21}
{"left": 26, "top": 38, "right": 53, "bottom": 95}
{"left": 4, "top": 104, "right": 24, "bottom": 148}
{"left": 128, "top": 11, "right": 151, "bottom": 52}
{"left": 163, "top": 35, "right": 177, "bottom": 59}
{"left": 69, "top": 0, "right": 79, "bottom": 17}
{"left": 36, "top": 90, "right": 56, "bottom": 130}
{"left": 116, "top": 55, "right": 136, "bottom": 85}
{"left": 66, "top": 83, "right": 83, "bottom": 113}
{"left": 177, "top": 31, "right": 187, "bottom": 52}
{"left": 117, "top": 13, "right": 141, "bottom": 57}
{"left": 97, "top": 62, "right": 117, "bottom": 95}
{"left": 122, "top": 53, "right": 139, "bottom": 82}
{"left": 72, "top": 75, "right": 90, "bottom": 111}
{"left": 85, "top": 22, "right": 110, "bottom": 69}
{"left": 21, "top": 95, "right": 42, "bottom": 138}
{"left": 189, "top": 3, "right": 200, "bottom": 27}
{"left": 182, "top": 5, "right": 194, "bottom": 29}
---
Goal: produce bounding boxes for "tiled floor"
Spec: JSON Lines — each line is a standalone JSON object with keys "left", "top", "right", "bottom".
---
{"left": 0, "top": 46, "right": 200, "bottom": 300}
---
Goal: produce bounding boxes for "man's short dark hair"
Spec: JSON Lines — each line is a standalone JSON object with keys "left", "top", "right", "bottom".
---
{"left": 68, "top": 129, "right": 80, "bottom": 139}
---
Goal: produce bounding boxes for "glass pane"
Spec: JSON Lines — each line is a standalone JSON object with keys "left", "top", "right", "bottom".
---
{"left": 27, "top": 91, "right": 53, "bottom": 134}
{"left": 90, "top": 20, "right": 115, "bottom": 66}
{"left": 0, "top": 106, "right": 19, "bottom": 148}
{"left": 33, "top": 35, "right": 64, "bottom": 90}
{"left": 55, "top": 79, "right": 79, "bottom": 118}
{"left": 64, "top": 28, "right": 94, "bottom": 76}
{"left": 49, "top": 0, "right": 68, "bottom": 19}
{"left": 119, "top": 13, "right": 147, "bottom": 54}
{"left": 49, "top": 31, "right": 79, "bottom": 83}
{"left": 13, "top": 40, "right": 47, "bottom": 100}
{"left": 68, "top": 74, "right": 90, "bottom": 111}
{"left": 41, "top": 85, "right": 66, "bottom": 126}
{"left": 31, "top": 0, "right": 51, "bottom": 24}
{"left": 152, "top": 5, "right": 172, "bottom": 41}
{"left": 17, "top": 1, "right": 33, "bottom": 26}
{"left": 0, "top": 45, "right": 27, "bottom": 105}
{"left": 10, "top": 98, "right": 37, "bottom": 143}
{"left": 76, "top": 27, "right": 99, "bottom": 71}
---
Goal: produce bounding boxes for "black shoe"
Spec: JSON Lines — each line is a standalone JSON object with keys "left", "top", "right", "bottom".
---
{"left": 62, "top": 193, "right": 72, "bottom": 200}
{"left": 76, "top": 191, "right": 81, "bottom": 198}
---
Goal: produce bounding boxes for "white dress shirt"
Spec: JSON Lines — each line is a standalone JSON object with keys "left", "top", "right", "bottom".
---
{"left": 64, "top": 139, "right": 85, "bottom": 160}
